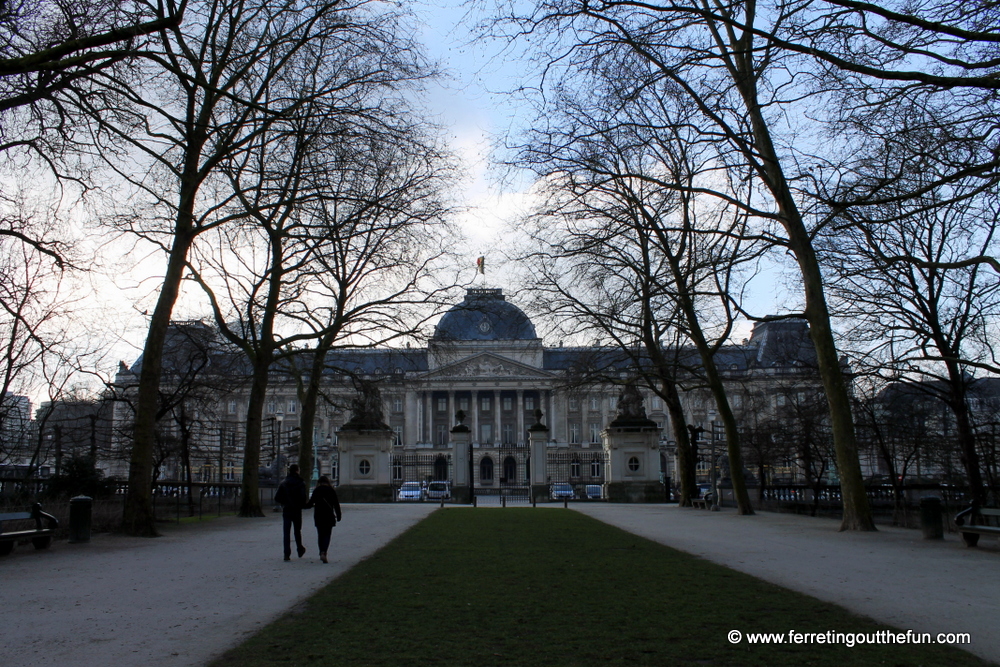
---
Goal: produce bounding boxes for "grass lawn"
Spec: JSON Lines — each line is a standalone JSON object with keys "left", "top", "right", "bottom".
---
{"left": 212, "top": 508, "right": 989, "bottom": 666}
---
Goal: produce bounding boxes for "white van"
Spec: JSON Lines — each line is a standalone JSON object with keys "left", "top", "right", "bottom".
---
{"left": 426, "top": 480, "right": 451, "bottom": 500}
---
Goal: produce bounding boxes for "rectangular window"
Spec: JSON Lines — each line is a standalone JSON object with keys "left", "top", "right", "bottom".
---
{"left": 569, "top": 397, "right": 578, "bottom": 411}
{"left": 502, "top": 423, "right": 514, "bottom": 444}
{"left": 503, "top": 396, "right": 513, "bottom": 411}
{"left": 776, "top": 394, "right": 787, "bottom": 407}
{"left": 393, "top": 397, "right": 403, "bottom": 412}
{"left": 731, "top": 394, "right": 742, "bottom": 408}
{"left": 437, "top": 397, "right": 447, "bottom": 413}
{"left": 266, "top": 401, "right": 275, "bottom": 414}
{"left": 287, "top": 399, "right": 297, "bottom": 414}
{"left": 651, "top": 396, "right": 663, "bottom": 410}
{"left": 459, "top": 397, "right": 469, "bottom": 411}
{"left": 394, "top": 425, "right": 403, "bottom": 446}
{"left": 591, "top": 457, "right": 601, "bottom": 478}
{"left": 589, "top": 423, "right": 600, "bottom": 443}
{"left": 589, "top": 396, "right": 599, "bottom": 411}
{"left": 437, "top": 424, "right": 447, "bottom": 446}
{"left": 609, "top": 396, "right": 617, "bottom": 410}
{"left": 524, "top": 396, "right": 535, "bottom": 411}
{"left": 225, "top": 461, "right": 235, "bottom": 481}
{"left": 481, "top": 396, "right": 491, "bottom": 412}
{"left": 480, "top": 423, "right": 493, "bottom": 444}
{"left": 228, "top": 400, "right": 236, "bottom": 414}
{"left": 569, "top": 423, "right": 580, "bottom": 444}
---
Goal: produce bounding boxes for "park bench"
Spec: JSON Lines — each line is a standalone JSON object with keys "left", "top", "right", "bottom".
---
{"left": 691, "top": 493, "right": 713, "bottom": 510}
{"left": 0, "top": 503, "right": 59, "bottom": 556}
{"left": 954, "top": 505, "right": 1000, "bottom": 547}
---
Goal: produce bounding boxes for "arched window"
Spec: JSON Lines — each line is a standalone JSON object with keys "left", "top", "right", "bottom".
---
{"left": 502, "top": 455, "right": 517, "bottom": 483}
{"left": 434, "top": 455, "right": 448, "bottom": 481}
{"left": 480, "top": 456, "right": 494, "bottom": 482}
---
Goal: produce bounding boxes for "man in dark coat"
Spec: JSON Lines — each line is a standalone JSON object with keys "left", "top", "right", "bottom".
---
{"left": 304, "top": 475, "right": 342, "bottom": 563}
{"left": 274, "top": 464, "right": 308, "bottom": 561}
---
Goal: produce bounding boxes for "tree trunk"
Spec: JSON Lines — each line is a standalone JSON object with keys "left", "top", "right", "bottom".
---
{"left": 943, "top": 364, "right": 986, "bottom": 507}
{"left": 736, "top": 74, "right": 875, "bottom": 530}
{"left": 123, "top": 227, "right": 194, "bottom": 536}
{"left": 662, "top": 379, "right": 696, "bottom": 506}
{"left": 669, "top": 253, "right": 754, "bottom": 515}
{"left": 239, "top": 356, "right": 272, "bottom": 517}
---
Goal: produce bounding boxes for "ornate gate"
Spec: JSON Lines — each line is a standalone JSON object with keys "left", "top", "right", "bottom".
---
{"left": 474, "top": 443, "right": 530, "bottom": 503}
{"left": 390, "top": 453, "right": 452, "bottom": 497}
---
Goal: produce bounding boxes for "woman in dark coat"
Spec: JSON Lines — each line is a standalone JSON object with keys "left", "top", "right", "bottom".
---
{"left": 304, "top": 475, "right": 342, "bottom": 563}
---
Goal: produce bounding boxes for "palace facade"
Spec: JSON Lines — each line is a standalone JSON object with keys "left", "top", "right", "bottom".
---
{"left": 110, "top": 287, "right": 829, "bottom": 499}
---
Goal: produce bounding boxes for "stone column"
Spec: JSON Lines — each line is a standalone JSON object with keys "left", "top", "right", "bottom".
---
{"left": 516, "top": 389, "right": 524, "bottom": 444}
{"left": 494, "top": 389, "right": 501, "bottom": 445}
{"left": 472, "top": 390, "right": 479, "bottom": 444}
{"left": 415, "top": 390, "right": 423, "bottom": 445}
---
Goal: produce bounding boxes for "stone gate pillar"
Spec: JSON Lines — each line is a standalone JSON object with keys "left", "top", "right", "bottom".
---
{"left": 450, "top": 410, "right": 472, "bottom": 504}
{"left": 335, "top": 381, "right": 394, "bottom": 502}
{"left": 602, "top": 384, "right": 664, "bottom": 503}
{"left": 528, "top": 409, "right": 550, "bottom": 503}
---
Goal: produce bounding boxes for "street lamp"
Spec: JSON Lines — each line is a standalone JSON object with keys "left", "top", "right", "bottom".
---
{"left": 709, "top": 417, "right": 721, "bottom": 511}
{"left": 275, "top": 409, "right": 284, "bottom": 474}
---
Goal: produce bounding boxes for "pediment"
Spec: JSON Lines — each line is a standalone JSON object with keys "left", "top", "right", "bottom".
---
{"left": 424, "top": 353, "right": 552, "bottom": 380}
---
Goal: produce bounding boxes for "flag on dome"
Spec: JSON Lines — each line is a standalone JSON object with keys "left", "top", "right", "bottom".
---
{"left": 476, "top": 256, "right": 485, "bottom": 274}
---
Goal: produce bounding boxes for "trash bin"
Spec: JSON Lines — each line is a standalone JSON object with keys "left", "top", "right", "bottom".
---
{"left": 920, "top": 495, "right": 943, "bottom": 540}
{"left": 69, "top": 495, "right": 93, "bottom": 544}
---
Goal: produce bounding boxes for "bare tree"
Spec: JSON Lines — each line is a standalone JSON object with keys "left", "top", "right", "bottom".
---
{"left": 514, "top": 99, "right": 761, "bottom": 512}
{"left": 287, "top": 123, "right": 458, "bottom": 498}
{"left": 185, "top": 39, "right": 456, "bottom": 516}
{"left": 94, "top": 0, "right": 428, "bottom": 535}
{"left": 496, "top": 0, "right": 879, "bottom": 528}
{"left": 823, "top": 144, "right": 1000, "bottom": 506}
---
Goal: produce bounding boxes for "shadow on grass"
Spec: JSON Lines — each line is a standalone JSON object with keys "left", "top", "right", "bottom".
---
{"left": 211, "top": 508, "right": 989, "bottom": 666}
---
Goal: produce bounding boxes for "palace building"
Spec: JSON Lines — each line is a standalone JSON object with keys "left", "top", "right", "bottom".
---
{"left": 111, "top": 286, "right": 827, "bottom": 501}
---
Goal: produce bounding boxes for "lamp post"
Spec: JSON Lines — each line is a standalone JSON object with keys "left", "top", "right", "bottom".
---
{"left": 275, "top": 409, "right": 284, "bottom": 474}
{"left": 710, "top": 417, "right": 720, "bottom": 511}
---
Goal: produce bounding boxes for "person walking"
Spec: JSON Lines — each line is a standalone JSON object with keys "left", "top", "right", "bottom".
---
{"left": 304, "top": 475, "right": 342, "bottom": 563}
{"left": 274, "top": 464, "right": 308, "bottom": 561}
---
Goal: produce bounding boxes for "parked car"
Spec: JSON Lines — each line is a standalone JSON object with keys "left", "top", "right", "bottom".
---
{"left": 397, "top": 482, "right": 424, "bottom": 501}
{"left": 426, "top": 480, "right": 451, "bottom": 500}
{"left": 584, "top": 484, "right": 603, "bottom": 500}
{"left": 550, "top": 482, "right": 575, "bottom": 500}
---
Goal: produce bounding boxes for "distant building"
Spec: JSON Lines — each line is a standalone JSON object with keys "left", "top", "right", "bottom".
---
{"left": 865, "top": 377, "right": 1000, "bottom": 484}
{"left": 34, "top": 398, "right": 115, "bottom": 476}
{"left": 0, "top": 392, "right": 34, "bottom": 471}
{"left": 111, "top": 288, "right": 826, "bottom": 496}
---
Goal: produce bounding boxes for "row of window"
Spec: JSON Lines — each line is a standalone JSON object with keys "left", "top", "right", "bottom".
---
{"left": 433, "top": 395, "right": 539, "bottom": 413}
{"left": 231, "top": 389, "right": 814, "bottom": 420}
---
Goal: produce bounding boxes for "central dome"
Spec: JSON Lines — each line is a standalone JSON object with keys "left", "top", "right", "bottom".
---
{"left": 432, "top": 288, "right": 538, "bottom": 341}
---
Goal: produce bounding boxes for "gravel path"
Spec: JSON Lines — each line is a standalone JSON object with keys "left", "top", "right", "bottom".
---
{"left": 4, "top": 502, "right": 997, "bottom": 665}
{"left": 574, "top": 504, "right": 1000, "bottom": 664}
{"left": 0, "top": 504, "right": 435, "bottom": 667}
